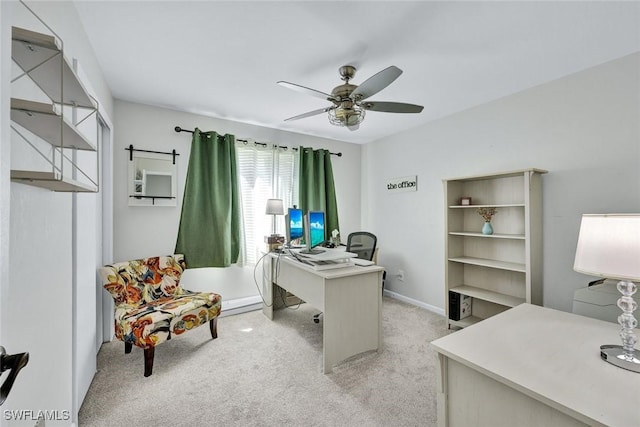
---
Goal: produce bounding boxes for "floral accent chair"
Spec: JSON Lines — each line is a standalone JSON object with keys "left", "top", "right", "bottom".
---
{"left": 98, "top": 254, "right": 221, "bottom": 376}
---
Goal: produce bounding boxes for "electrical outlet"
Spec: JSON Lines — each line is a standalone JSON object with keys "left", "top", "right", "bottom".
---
{"left": 397, "top": 270, "right": 405, "bottom": 282}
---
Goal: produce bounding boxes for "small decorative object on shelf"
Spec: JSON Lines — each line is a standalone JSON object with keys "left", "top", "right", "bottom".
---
{"left": 477, "top": 207, "right": 497, "bottom": 235}
{"left": 330, "top": 229, "right": 341, "bottom": 246}
{"left": 460, "top": 197, "right": 472, "bottom": 206}
{"left": 482, "top": 222, "right": 494, "bottom": 235}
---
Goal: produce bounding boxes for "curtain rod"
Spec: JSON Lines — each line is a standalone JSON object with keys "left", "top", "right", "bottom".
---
{"left": 174, "top": 126, "right": 342, "bottom": 157}
{"left": 125, "top": 144, "right": 179, "bottom": 164}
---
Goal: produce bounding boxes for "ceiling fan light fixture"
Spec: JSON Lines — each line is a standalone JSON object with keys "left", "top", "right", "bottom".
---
{"left": 279, "top": 64, "right": 422, "bottom": 128}
{"left": 328, "top": 103, "right": 365, "bottom": 127}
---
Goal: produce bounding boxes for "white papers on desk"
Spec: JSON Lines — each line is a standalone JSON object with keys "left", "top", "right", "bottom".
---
{"left": 295, "top": 257, "right": 355, "bottom": 270}
{"left": 291, "top": 247, "right": 357, "bottom": 261}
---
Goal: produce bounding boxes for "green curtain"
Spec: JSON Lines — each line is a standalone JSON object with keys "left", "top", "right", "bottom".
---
{"left": 298, "top": 146, "right": 340, "bottom": 240}
{"left": 175, "top": 129, "right": 241, "bottom": 267}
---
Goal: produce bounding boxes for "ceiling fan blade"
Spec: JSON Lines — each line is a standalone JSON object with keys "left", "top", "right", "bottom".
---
{"left": 284, "top": 107, "right": 332, "bottom": 122}
{"left": 363, "top": 101, "right": 424, "bottom": 114}
{"left": 350, "top": 66, "right": 403, "bottom": 101}
{"left": 277, "top": 81, "right": 334, "bottom": 101}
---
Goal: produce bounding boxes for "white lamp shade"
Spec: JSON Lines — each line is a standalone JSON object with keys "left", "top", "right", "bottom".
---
{"left": 574, "top": 214, "right": 640, "bottom": 281}
{"left": 265, "top": 198, "right": 284, "bottom": 215}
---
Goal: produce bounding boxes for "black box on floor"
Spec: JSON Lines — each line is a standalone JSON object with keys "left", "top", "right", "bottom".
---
{"left": 449, "top": 291, "right": 472, "bottom": 321}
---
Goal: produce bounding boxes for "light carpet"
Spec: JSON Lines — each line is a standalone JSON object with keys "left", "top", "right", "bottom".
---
{"left": 79, "top": 296, "right": 452, "bottom": 426}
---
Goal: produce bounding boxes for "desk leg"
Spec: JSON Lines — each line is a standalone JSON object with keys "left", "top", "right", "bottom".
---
{"left": 262, "top": 256, "right": 274, "bottom": 320}
{"left": 437, "top": 353, "right": 448, "bottom": 427}
{"left": 322, "top": 271, "right": 382, "bottom": 373}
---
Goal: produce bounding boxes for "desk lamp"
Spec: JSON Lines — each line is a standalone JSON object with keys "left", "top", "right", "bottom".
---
{"left": 265, "top": 198, "right": 284, "bottom": 236}
{"left": 573, "top": 214, "right": 640, "bottom": 373}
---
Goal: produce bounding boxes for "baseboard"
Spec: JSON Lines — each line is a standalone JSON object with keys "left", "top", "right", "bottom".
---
{"left": 383, "top": 289, "right": 446, "bottom": 317}
{"left": 220, "top": 295, "right": 263, "bottom": 317}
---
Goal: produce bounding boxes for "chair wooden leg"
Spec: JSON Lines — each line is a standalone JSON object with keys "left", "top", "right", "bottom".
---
{"left": 124, "top": 342, "right": 132, "bottom": 354}
{"left": 209, "top": 318, "right": 218, "bottom": 339}
{"left": 143, "top": 347, "right": 155, "bottom": 377}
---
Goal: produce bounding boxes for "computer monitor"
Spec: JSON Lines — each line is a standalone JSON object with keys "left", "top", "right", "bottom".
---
{"left": 301, "top": 211, "right": 325, "bottom": 254}
{"left": 285, "top": 207, "right": 303, "bottom": 243}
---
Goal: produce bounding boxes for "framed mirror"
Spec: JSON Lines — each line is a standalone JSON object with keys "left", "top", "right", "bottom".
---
{"left": 128, "top": 150, "right": 178, "bottom": 206}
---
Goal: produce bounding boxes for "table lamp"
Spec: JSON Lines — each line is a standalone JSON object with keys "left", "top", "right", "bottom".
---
{"left": 265, "top": 198, "right": 284, "bottom": 236}
{"left": 573, "top": 214, "right": 640, "bottom": 373}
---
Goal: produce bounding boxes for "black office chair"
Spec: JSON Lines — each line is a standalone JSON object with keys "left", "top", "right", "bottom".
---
{"left": 347, "top": 231, "right": 386, "bottom": 293}
{"left": 346, "top": 232, "right": 377, "bottom": 261}
{"left": 313, "top": 232, "right": 380, "bottom": 323}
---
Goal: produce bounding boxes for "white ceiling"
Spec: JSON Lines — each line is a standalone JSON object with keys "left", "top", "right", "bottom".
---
{"left": 73, "top": 1, "right": 640, "bottom": 144}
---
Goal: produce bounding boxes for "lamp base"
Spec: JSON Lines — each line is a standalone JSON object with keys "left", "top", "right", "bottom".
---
{"left": 600, "top": 345, "right": 640, "bottom": 373}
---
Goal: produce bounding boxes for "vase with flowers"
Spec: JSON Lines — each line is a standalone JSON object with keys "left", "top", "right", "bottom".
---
{"left": 477, "top": 207, "right": 497, "bottom": 235}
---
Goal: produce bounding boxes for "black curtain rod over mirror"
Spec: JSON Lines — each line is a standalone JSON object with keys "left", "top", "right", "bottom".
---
{"left": 125, "top": 144, "right": 180, "bottom": 164}
{"left": 174, "top": 126, "right": 342, "bottom": 157}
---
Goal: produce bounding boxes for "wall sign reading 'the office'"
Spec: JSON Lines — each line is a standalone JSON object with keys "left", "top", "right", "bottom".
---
{"left": 387, "top": 175, "right": 417, "bottom": 193}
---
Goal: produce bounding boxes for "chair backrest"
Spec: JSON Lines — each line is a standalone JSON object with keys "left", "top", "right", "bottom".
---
{"left": 98, "top": 254, "right": 186, "bottom": 306}
{"left": 346, "top": 232, "right": 377, "bottom": 261}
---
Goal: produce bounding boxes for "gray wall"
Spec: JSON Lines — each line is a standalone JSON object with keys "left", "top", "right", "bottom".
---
{"left": 363, "top": 52, "right": 640, "bottom": 313}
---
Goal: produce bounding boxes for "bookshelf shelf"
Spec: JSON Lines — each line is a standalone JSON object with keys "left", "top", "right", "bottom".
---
{"left": 449, "top": 285, "right": 525, "bottom": 307}
{"left": 448, "top": 231, "right": 525, "bottom": 240}
{"left": 448, "top": 256, "right": 526, "bottom": 273}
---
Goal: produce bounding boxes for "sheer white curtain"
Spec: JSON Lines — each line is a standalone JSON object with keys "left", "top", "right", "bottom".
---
{"left": 236, "top": 142, "right": 298, "bottom": 265}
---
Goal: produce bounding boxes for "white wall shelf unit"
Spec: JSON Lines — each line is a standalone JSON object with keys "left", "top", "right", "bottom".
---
{"left": 10, "top": 25, "right": 98, "bottom": 193}
{"left": 443, "top": 168, "right": 547, "bottom": 329}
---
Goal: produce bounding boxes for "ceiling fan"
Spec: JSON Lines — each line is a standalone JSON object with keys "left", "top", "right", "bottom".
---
{"left": 277, "top": 65, "right": 424, "bottom": 130}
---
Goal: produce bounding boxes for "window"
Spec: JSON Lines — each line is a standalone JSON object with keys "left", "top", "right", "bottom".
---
{"left": 236, "top": 143, "right": 298, "bottom": 265}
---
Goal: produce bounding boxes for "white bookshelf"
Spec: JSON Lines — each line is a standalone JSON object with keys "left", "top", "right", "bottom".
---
{"left": 443, "top": 169, "right": 547, "bottom": 328}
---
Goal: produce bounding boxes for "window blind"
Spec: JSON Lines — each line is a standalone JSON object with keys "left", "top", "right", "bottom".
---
{"left": 237, "top": 143, "right": 297, "bottom": 265}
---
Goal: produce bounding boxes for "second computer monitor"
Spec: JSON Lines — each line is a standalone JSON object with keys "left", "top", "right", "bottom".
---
{"left": 301, "top": 211, "right": 325, "bottom": 254}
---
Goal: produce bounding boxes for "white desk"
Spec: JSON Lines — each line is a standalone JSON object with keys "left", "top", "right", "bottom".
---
{"left": 431, "top": 303, "right": 640, "bottom": 427}
{"left": 262, "top": 252, "right": 384, "bottom": 373}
